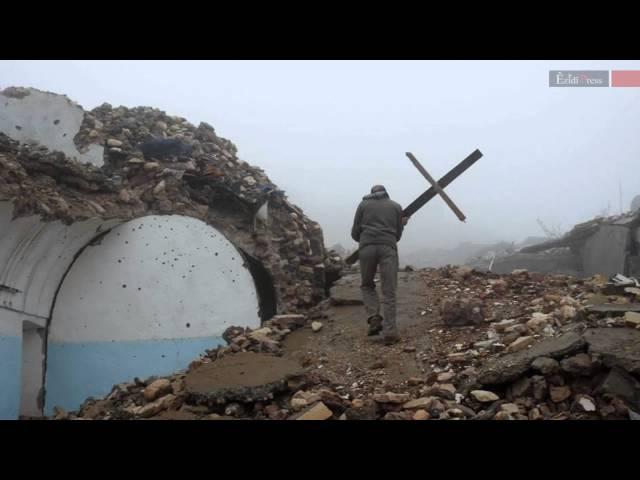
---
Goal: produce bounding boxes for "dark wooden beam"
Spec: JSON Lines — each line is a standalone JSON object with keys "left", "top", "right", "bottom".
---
{"left": 405, "top": 152, "right": 466, "bottom": 222}
{"left": 345, "top": 149, "right": 483, "bottom": 265}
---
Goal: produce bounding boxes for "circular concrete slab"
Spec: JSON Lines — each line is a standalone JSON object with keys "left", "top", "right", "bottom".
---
{"left": 185, "top": 352, "right": 305, "bottom": 404}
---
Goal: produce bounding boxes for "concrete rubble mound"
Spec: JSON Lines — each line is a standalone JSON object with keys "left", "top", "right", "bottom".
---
{"left": 46, "top": 266, "right": 640, "bottom": 420}
{"left": 0, "top": 86, "right": 339, "bottom": 312}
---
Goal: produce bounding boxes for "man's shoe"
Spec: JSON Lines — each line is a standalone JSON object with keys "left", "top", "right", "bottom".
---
{"left": 367, "top": 315, "right": 383, "bottom": 336}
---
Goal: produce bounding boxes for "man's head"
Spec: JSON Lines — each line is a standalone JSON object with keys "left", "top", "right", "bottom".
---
{"left": 371, "top": 185, "right": 387, "bottom": 194}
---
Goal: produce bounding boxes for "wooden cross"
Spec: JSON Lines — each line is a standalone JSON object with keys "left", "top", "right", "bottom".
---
{"left": 345, "top": 149, "right": 483, "bottom": 265}
{"left": 405, "top": 152, "right": 467, "bottom": 222}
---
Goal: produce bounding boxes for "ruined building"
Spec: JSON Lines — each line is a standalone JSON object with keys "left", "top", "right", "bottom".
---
{"left": 484, "top": 211, "right": 640, "bottom": 278}
{"left": 0, "top": 87, "right": 332, "bottom": 419}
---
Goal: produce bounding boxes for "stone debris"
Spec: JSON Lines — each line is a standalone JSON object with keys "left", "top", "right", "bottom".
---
{"left": 413, "top": 409, "right": 430, "bottom": 420}
{"left": 440, "top": 298, "right": 484, "bottom": 326}
{"left": 143, "top": 379, "right": 172, "bottom": 402}
{"left": 0, "top": 88, "right": 336, "bottom": 313}
{"left": 470, "top": 390, "right": 500, "bottom": 403}
{"left": 291, "top": 402, "right": 333, "bottom": 420}
{"left": 372, "top": 392, "right": 412, "bottom": 404}
{"left": 625, "top": 312, "right": 640, "bottom": 328}
{"left": 42, "top": 259, "right": 640, "bottom": 421}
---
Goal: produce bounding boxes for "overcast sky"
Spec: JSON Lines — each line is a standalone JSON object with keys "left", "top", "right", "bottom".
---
{"left": 2, "top": 60, "right": 639, "bottom": 254}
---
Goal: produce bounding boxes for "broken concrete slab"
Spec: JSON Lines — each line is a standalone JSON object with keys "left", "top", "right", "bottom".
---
{"left": 595, "top": 367, "right": 640, "bottom": 412}
{"left": 586, "top": 304, "right": 640, "bottom": 315}
{"left": 185, "top": 352, "right": 305, "bottom": 405}
{"left": 477, "top": 332, "right": 585, "bottom": 385}
{"left": 583, "top": 328, "right": 640, "bottom": 375}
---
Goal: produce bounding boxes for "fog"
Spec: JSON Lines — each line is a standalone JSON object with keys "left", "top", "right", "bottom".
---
{"left": 2, "top": 60, "right": 640, "bottom": 259}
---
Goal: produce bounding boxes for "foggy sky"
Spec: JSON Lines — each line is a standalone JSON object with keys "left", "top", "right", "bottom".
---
{"left": 2, "top": 60, "right": 640, "bottom": 255}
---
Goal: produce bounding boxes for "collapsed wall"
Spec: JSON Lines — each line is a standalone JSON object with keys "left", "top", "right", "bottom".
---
{"left": 0, "top": 87, "right": 331, "bottom": 418}
{"left": 515, "top": 212, "right": 640, "bottom": 278}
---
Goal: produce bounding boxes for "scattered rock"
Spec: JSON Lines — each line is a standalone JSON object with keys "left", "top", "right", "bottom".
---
{"left": 447, "top": 408, "right": 465, "bottom": 418}
{"left": 311, "top": 321, "right": 323, "bottom": 332}
{"left": 560, "top": 353, "right": 593, "bottom": 376}
{"left": 558, "top": 305, "right": 577, "bottom": 322}
{"left": 573, "top": 395, "right": 597, "bottom": 412}
{"left": 531, "top": 357, "right": 560, "bottom": 375}
{"left": 224, "top": 403, "right": 245, "bottom": 417}
{"left": 527, "top": 313, "right": 549, "bottom": 332}
{"left": 507, "top": 336, "right": 535, "bottom": 353}
{"left": 492, "top": 319, "right": 518, "bottom": 333}
{"left": 531, "top": 375, "right": 548, "bottom": 401}
{"left": 413, "top": 409, "right": 430, "bottom": 420}
{"left": 372, "top": 392, "right": 411, "bottom": 404}
{"left": 549, "top": 385, "right": 572, "bottom": 403}
{"left": 383, "top": 411, "right": 414, "bottom": 420}
{"left": 500, "top": 403, "right": 521, "bottom": 416}
{"left": 422, "top": 384, "right": 456, "bottom": 400}
{"left": 624, "top": 312, "right": 640, "bottom": 329}
{"left": 584, "top": 328, "right": 640, "bottom": 375}
{"left": 143, "top": 379, "right": 172, "bottom": 402}
{"left": 596, "top": 367, "right": 640, "bottom": 411}
{"left": 470, "top": 390, "right": 499, "bottom": 403}
{"left": 292, "top": 402, "right": 333, "bottom": 420}
{"left": 477, "top": 333, "right": 585, "bottom": 385}
{"left": 528, "top": 408, "right": 542, "bottom": 420}
{"left": 437, "top": 372, "right": 456, "bottom": 382}
{"left": 494, "top": 411, "right": 514, "bottom": 420}
{"left": 441, "top": 298, "right": 484, "bottom": 326}
{"left": 270, "top": 314, "right": 306, "bottom": 330}
{"left": 134, "top": 394, "right": 178, "bottom": 418}
{"left": 345, "top": 399, "right": 379, "bottom": 420}
{"left": 403, "top": 397, "right": 435, "bottom": 410}
{"left": 509, "top": 377, "right": 532, "bottom": 398}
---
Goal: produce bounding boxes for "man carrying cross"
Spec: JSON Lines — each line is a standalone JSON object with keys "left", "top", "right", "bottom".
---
{"left": 348, "top": 148, "right": 483, "bottom": 345}
{"left": 351, "top": 185, "right": 408, "bottom": 345}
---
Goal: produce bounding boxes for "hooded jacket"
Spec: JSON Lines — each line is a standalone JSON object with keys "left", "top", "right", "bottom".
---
{"left": 351, "top": 191, "right": 404, "bottom": 249}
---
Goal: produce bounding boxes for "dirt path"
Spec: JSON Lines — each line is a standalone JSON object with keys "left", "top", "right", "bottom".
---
{"left": 283, "top": 272, "right": 462, "bottom": 394}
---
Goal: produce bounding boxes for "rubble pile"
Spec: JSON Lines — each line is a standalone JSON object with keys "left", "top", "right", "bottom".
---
{"left": 51, "top": 309, "right": 346, "bottom": 421}
{"left": 49, "top": 266, "right": 640, "bottom": 420}
{"left": 0, "top": 87, "right": 338, "bottom": 311}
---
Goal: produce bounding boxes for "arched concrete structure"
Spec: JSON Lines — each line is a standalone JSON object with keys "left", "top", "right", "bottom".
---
{"left": 0, "top": 202, "right": 263, "bottom": 418}
{"left": 0, "top": 201, "right": 119, "bottom": 419}
{"left": 0, "top": 86, "right": 328, "bottom": 418}
{"left": 45, "top": 215, "right": 260, "bottom": 414}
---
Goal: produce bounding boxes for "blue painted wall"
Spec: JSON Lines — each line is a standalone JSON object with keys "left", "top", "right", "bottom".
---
{"left": 0, "top": 336, "right": 21, "bottom": 420}
{"left": 44, "top": 336, "right": 224, "bottom": 415}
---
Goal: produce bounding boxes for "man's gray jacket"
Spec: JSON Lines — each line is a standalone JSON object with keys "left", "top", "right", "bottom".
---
{"left": 351, "top": 191, "right": 404, "bottom": 249}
